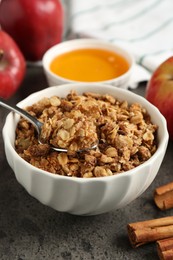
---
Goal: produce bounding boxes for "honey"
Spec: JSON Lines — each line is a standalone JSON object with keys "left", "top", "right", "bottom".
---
{"left": 50, "top": 48, "right": 129, "bottom": 82}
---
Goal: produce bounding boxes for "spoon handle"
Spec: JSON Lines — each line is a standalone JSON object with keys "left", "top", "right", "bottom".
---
{"left": 0, "top": 98, "right": 42, "bottom": 131}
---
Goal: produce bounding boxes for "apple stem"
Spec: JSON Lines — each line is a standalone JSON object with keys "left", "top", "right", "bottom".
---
{"left": 0, "top": 50, "right": 4, "bottom": 61}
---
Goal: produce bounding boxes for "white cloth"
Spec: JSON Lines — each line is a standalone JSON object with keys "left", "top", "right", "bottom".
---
{"left": 67, "top": 0, "right": 173, "bottom": 87}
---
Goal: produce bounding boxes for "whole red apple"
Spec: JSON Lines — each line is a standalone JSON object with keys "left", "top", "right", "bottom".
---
{"left": 0, "top": 30, "right": 26, "bottom": 99}
{"left": 0, "top": 0, "right": 63, "bottom": 61}
{"left": 146, "top": 56, "right": 173, "bottom": 139}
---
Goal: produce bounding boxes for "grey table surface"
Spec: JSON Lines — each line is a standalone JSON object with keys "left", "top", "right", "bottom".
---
{"left": 0, "top": 66, "right": 173, "bottom": 260}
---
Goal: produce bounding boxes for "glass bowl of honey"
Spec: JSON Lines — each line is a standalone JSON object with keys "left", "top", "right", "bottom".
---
{"left": 42, "top": 38, "right": 134, "bottom": 89}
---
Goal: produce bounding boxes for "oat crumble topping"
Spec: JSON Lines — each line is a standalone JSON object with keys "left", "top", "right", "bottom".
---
{"left": 15, "top": 90, "right": 158, "bottom": 178}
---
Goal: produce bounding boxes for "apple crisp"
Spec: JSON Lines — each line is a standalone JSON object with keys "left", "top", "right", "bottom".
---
{"left": 15, "top": 90, "right": 158, "bottom": 178}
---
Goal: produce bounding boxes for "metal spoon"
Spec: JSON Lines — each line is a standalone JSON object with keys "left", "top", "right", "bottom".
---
{"left": 0, "top": 98, "right": 98, "bottom": 152}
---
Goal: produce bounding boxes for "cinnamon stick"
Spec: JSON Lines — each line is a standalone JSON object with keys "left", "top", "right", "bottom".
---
{"left": 157, "top": 238, "right": 173, "bottom": 260}
{"left": 127, "top": 216, "right": 173, "bottom": 248}
{"left": 154, "top": 182, "right": 173, "bottom": 210}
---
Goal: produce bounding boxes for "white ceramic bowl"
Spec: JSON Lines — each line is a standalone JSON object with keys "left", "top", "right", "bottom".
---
{"left": 42, "top": 38, "right": 134, "bottom": 89}
{"left": 3, "top": 83, "right": 168, "bottom": 215}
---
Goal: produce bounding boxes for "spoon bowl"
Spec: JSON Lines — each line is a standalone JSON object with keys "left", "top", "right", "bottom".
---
{"left": 0, "top": 98, "right": 97, "bottom": 152}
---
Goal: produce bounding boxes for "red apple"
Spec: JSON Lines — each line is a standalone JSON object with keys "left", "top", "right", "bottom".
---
{"left": 146, "top": 56, "right": 173, "bottom": 139}
{"left": 0, "top": 0, "right": 64, "bottom": 61}
{"left": 0, "top": 30, "right": 26, "bottom": 99}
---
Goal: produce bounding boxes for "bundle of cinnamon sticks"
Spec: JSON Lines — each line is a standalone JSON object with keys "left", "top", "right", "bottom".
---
{"left": 154, "top": 182, "right": 173, "bottom": 211}
{"left": 157, "top": 238, "right": 173, "bottom": 260}
{"left": 127, "top": 181, "right": 173, "bottom": 260}
{"left": 128, "top": 216, "right": 173, "bottom": 248}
